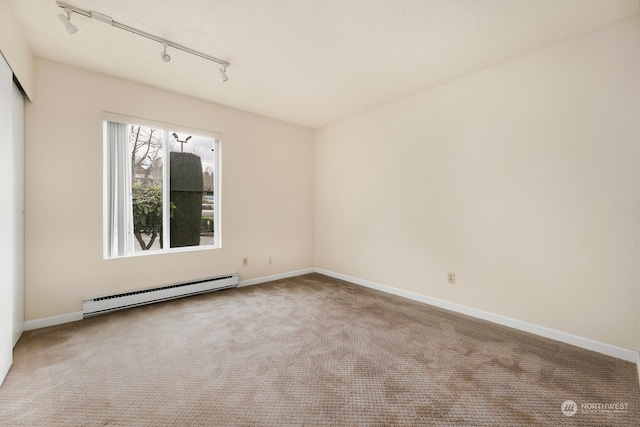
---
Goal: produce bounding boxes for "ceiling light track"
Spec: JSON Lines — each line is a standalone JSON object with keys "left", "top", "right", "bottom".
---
{"left": 55, "top": 1, "right": 230, "bottom": 81}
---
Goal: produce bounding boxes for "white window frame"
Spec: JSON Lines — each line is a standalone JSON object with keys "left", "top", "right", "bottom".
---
{"left": 103, "top": 112, "right": 222, "bottom": 258}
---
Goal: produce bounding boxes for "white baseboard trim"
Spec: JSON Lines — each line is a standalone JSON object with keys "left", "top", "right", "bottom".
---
{"left": 24, "top": 311, "right": 83, "bottom": 331}
{"left": 315, "top": 268, "right": 638, "bottom": 363}
{"left": 238, "top": 268, "right": 316, "bottom": 287}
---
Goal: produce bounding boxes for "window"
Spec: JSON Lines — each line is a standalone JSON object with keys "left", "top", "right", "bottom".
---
{"left": 103, "top": 114, "right": 220, "bottom": 258}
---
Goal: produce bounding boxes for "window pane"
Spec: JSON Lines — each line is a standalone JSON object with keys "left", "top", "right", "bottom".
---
{"left": 169, "top": 133, "right": 216, "bottom": 248}
{"left": 130, "top": 126, "right": 165, "bottom": 252}
{"left": 104, "top": 115, "right": 220, "bottom": 258}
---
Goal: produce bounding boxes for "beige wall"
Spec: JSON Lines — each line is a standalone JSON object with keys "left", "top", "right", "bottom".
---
{"left": 0, "top": 0, "right": 34, "bottom": 98}
{"left": 315, "top": 16, "right": 640, "bottom": 351}
{"left": 25, "top": 58, "right": 314, "bottom": 321}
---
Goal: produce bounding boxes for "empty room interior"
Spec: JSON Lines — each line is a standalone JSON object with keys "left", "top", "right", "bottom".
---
{"left": 1, "top": 0, "right": 640, "bottom": 425}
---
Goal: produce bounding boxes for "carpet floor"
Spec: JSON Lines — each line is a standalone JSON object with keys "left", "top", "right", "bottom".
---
{"left": 0, "top": 273, "right": 638, "bottom": 426}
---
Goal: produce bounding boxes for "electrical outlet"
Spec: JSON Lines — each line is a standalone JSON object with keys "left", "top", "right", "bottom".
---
{"left": 243, "top": 257, "right": 248, "bottom": 267}
{"left": 448, "top": 272, "right": 455, "bottom": 284}
{"left": 268, "top": 256, "right": 272, "bottom": 265}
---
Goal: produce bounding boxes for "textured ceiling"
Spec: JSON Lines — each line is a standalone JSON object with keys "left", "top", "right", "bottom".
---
{"left": 11, "top": 0, "right": 640, "bottom": 129}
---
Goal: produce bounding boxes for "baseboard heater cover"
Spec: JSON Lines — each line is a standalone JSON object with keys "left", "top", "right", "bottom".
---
{"left": 83, "top": 273, "right": 239, "bottom": 318}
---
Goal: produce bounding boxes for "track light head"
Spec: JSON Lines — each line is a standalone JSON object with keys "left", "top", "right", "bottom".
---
{"left": 161, "top": 43, "right": 171, "bottom": 62}
{"left": 219, "top": 66, "right": 229, "bottom": 82}
{"left": 172, "top": 133, "right": 179, "bottom": 139}
{"left": 185, "top": 136, "right": 192, "bottom": 141}
{"left": 57, "top": 9, "right": 78, "bottom": 34}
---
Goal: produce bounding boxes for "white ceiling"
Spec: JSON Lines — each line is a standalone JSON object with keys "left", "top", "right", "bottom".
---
{"left": 11, "top": 0, "right": 640, "bottom": 129}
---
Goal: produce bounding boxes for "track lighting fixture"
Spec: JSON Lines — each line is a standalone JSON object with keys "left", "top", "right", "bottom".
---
{"left": 161, "top": 43, "right": 171, "bottom": 62}
{"left": 56, "top": 1, "right": 231, "bottom": 82}
{"left": 57, "top": 8, "right": 78, "bottom": 34}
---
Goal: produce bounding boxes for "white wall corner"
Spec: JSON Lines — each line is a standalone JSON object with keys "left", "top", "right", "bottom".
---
{"left": 315, "top": 268, "right": 638, "bottom": 363}
{"left": 23, "top": 312, "right": 83, "bottom": 331}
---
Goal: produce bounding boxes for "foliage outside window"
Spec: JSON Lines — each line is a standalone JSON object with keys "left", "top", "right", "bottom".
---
{"left": 104, "top": 115, "right": 220, "bottom": 258}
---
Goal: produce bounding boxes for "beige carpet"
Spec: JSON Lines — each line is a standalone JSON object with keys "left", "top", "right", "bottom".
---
{"left": 0, "top": 273, "right": 638, "bottom": 426}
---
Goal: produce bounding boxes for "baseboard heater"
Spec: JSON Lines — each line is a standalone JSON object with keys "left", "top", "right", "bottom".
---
{"left": 82, "top": 273, "right": 239, "bottom": 318}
